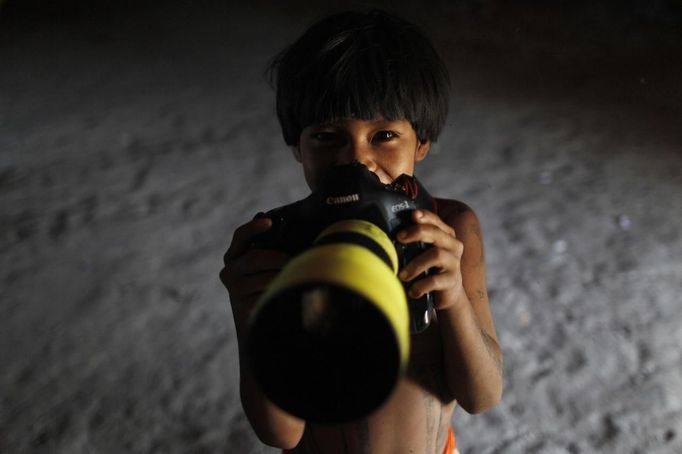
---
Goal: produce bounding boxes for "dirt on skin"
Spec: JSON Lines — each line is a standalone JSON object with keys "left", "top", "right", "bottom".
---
{"left": 1, "top": 1, "right": 681, "bottom": 453}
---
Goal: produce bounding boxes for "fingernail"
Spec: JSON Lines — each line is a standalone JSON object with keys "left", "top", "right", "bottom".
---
{"left": 414, "top": 210, "right": 423, "bottom": 219}
{"left": 399, "top": 270, "right": 407, "bottom": 280}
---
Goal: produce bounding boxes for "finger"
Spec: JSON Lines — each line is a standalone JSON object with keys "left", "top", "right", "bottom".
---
{"left": 230, "top": 249, "right": 290, "bottom": 276}
{"left": 227, "top": 270, "right": 283, "bottom": 303}
{"left": 398, "top": 247, "right": 458, "bottom": 282}
{"left": 398, "top": 223, "right": 462, "bottom": 251}
{"left": 221, "top": 250, "right": 289, "bottom": 294}
{"left": 223, "top": 217, "right": 273, "bottom": 263}
{"left": 411, "top": 209, "right": 456, "bottom": 237}
{"left": 407, "top": 271, "right": 459, "bottom": 299}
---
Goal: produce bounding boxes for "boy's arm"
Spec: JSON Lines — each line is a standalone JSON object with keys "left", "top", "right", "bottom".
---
{"left": 398, "top": 202, "right": 503, "bottom": 414}
{"left": 220, "top": 217, "right": 306, "bottom": 448}
{"left": 236, "top": 329, "right": 306, "bottom": 449}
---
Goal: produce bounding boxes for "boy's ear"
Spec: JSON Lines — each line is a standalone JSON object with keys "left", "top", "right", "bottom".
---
{"left": 291, "top": 145, "right": 302, "bottom": 162}
{"left": 415, "top": 140, "right": 431, "bottom": 161}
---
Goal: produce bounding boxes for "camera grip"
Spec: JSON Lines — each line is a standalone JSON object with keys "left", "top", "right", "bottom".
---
{"left": 396, "top": 241, "right": 435, "bottom": 334}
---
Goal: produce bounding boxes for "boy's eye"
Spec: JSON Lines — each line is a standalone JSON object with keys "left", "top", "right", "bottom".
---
{"left": 311, "top": 132, "right": 341, "bottom": 143}
{"left": 373, "top": 131, "right": 398, "bottom": 142}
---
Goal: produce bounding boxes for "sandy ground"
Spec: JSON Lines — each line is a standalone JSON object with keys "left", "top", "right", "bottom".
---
{"left": 2, "top": 1, "right": 682, "bottom": 453}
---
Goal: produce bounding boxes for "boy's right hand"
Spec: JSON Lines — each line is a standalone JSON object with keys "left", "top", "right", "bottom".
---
{"left": 219, "top": 217, "right": 290, "bottom": 329}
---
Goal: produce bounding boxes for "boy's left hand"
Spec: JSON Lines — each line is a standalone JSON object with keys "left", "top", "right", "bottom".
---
{"left": 396, "top": 209, "right": 465, "bottom": 310}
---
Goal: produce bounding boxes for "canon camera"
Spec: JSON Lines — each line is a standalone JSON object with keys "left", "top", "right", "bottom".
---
{"left": 247, "top": 162, "right": 437, "bottom": 423}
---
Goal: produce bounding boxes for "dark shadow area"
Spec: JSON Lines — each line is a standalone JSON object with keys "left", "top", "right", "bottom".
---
{"left": 2, "top": 0, "right": 680, "bottom": 145}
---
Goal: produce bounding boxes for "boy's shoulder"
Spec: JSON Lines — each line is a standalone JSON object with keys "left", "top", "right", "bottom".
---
{"left": 434, "top": 197, "right": 479, "bottom": 228}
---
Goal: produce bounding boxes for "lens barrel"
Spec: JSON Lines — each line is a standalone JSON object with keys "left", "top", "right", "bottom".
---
{"left": 247, "top": 219, "right": 410, "bottom": 423}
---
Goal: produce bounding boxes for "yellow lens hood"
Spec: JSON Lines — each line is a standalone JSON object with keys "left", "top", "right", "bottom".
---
{"left": 316, "top": 219, "right": 399, "bottom": 273}
{"left": 254, "top": 217, "right": 410, "bottom": 368}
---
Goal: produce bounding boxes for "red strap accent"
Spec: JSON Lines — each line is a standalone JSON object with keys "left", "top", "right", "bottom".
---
{"left": 401, "top": 177, "right": 419, "bottom": 200}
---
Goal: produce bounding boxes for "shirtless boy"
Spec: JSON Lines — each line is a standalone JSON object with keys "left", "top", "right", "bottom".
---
{"left": 220, "top": 10, "right": 503, "bottom": 454}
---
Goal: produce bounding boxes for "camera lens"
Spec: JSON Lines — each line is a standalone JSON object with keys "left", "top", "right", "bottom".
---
{"left": 247, "top": 219, "right": 410, "bottom": 423}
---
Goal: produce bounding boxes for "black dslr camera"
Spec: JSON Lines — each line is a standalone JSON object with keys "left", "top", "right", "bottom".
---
{"left": 255, "top": 162, "right": 436, "bottom": 334}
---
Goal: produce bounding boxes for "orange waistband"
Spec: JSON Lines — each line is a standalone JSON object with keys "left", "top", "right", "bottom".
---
{"left": 443, "top": 424, "right": 457, "bottom": 453}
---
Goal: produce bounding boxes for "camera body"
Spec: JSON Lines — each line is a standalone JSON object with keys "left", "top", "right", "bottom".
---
{"left": 255, "top": 162, "right": 436, "bottom": 333}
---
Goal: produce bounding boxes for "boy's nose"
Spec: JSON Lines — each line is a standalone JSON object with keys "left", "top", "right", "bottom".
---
{"left": 342, "top": 141, "right": 376, "bottom": 171}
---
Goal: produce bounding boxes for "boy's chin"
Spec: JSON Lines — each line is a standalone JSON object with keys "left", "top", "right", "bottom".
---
{"left": 374, "top": 170, "right": 402, "bottom": 185}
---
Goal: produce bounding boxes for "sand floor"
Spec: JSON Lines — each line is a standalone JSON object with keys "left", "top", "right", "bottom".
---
{"left": 2, "top": 2, "right": 681, "bottom": 453}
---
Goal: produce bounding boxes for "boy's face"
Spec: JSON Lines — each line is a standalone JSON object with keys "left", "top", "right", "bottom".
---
{"left": 293, "top": 118, "right": 431, "bottom": 191}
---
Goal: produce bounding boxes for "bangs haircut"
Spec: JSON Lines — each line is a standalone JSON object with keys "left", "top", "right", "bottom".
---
{"left": 268, "top": 10, "right": 451, "bottom": 146}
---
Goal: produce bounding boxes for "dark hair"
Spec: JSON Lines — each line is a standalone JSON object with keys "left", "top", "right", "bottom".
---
{"left": 268, "top": 10, "right": 451, "bottom": 146}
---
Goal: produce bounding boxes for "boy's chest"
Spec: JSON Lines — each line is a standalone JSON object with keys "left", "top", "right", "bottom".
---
{"left": 405, "top": 319, "right": 451, "bottom": 403}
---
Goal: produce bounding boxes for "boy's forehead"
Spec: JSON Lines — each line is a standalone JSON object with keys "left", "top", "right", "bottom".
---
{"left": 307, "top": 117, "right": 410, "bottom": 129}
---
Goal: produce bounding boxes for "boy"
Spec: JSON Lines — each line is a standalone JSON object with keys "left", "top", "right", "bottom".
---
{"left": 220, "top": 10, "right": 503, "bottom": 454}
